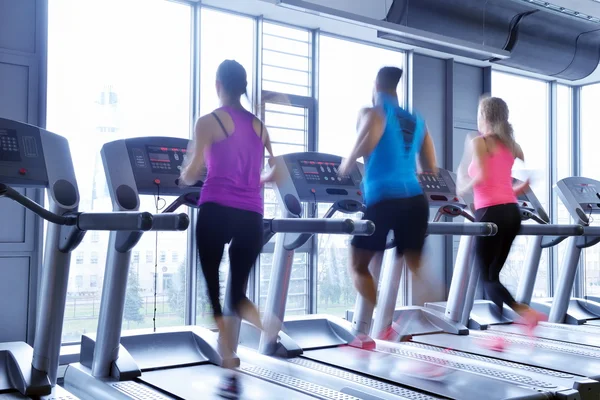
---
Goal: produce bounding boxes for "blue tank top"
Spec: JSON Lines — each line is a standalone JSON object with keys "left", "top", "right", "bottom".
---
{"left": 362, "top": 93, "right": 426, "bottom": 206}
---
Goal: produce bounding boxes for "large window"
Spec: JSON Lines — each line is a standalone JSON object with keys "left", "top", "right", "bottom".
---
{"left": 491, "top": 71, "right": 549, "bottom": 298}
{"left": 48, "top": 0, "right": 192, "bottom": 342}
{"left": 316, "top": 35, "right": 406, "bottom": 317}
{"left": 581, "top": 84, "right": 600, "bottom": 296}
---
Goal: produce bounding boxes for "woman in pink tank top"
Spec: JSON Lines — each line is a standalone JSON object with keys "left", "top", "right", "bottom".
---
{"left": 179, "top": 60, "right": 276, "bottom": 397}
{"left": 458, "top": 97, "right": 546, "bottom": 351}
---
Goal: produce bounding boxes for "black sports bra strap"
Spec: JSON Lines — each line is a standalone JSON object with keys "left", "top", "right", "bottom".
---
{"left": 211, "top": 112, "right": 229, "bottom": 137}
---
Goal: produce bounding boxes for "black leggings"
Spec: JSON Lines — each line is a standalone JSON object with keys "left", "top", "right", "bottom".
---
{"left": 196, "top": 202, "right": 264, "bottom": 317}
{"left": 474, "top": 204, "right": 522, "bottom": 311}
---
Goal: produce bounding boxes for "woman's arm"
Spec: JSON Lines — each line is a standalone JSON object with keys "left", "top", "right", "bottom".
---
{"left": 179, "top": 116, "right": 213, "bottom": 186}
{"left": 456, "top": 136, "right": 488, "bottom": 195}
{"left": 512, "top": 143, "right": 530, "bottom": 195}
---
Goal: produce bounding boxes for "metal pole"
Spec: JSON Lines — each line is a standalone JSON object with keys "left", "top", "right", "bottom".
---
{"left": 460, "top": 256, "right": 480, "bottom": 326}
{"left": 371, "top": 251, "right": 403, "bottom": 337}
{"left": 515, "top": 236, "right": 544, "bottom": 304}
{"left": 32, "top": 199, "right": 71, "bottom": 385}
{"left": 91, "top": 232, "right": 133, "bottom": 377}
{"left": 258, "top": 232, "right": 295, "bottom": 354}
{"left": 445, "top": 235, "right": 475, "bottom": 323}
{"left": 549, "top": 236, "right": 581, "bottom": 323}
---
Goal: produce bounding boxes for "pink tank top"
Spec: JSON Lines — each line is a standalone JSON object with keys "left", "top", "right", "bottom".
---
{"left": 199, "top": 106, "right": 264, "bottom": 215}
{"left": 468, "top": 139, "right": 517, "bottom": 210}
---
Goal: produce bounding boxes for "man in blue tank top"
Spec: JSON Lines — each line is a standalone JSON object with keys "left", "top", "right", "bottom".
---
{"left": 339, "top": 66, "right": 438, "bottom": 339}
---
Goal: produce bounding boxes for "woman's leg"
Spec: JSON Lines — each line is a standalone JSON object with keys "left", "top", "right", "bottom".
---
{"left": 475, "top": 205, "right": 520, "bottom": 311}
{"left": 228, "top": 209, "right": 264, "bottom": 329}
{"left": 196, "top": 204, "right": 229, "bottom": 340}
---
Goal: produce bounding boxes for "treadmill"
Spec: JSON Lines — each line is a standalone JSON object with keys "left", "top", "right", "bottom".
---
{"left": 0, "top": 118, "right": 156, "bottom": 399}
{"left": 447, "top": 177, "right": 600, "bottom": 349}
{"left": 358, "top": 173, "right": 600, "bottom": 392}
{"left": 64, "top": 137, "right": 392, "bottom": 400}
{"left": 344, "top": 171, "right": 597, "bottom": 400}
{"left": 529, "top": 177, "right": 600, "bottom": 329}
{"left": 237, "top": 155, "right": 558, "bottom": 400}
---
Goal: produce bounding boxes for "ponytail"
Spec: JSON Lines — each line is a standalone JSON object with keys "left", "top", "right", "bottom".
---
{"left": 480, "top": 97, "right": 519, "bottom": 157}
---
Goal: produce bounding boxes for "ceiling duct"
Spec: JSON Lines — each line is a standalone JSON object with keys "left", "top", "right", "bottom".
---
{"left": 384, "top": 0, "right": 600, "bottom": 80}
{"left": 275, "top": 0, "right": 510, "bottom": 60}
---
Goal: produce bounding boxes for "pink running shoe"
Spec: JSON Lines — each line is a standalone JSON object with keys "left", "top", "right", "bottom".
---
{"left": 521, "top": 309, "right": 548, "bottom": 336}
{"left": 483, "top": 336, "right": 506, "bottom": 352}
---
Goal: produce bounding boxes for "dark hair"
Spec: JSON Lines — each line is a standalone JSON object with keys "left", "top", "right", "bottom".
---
{"left": 216, "top": 60, "right": 247, "bottom": 98}
{"left": 376, "top": 66, "right": 403, "bottom": 92}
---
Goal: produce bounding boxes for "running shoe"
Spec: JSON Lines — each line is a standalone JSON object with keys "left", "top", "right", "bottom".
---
{"left": 218, "top": 374, "right": 240, "bottom": 399}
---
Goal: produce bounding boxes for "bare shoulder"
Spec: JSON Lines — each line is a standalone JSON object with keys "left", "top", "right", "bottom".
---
{"left": 471, "top": 135, "right": 488, "bottom": 154}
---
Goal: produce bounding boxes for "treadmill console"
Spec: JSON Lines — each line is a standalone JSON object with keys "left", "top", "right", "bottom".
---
{"left": 0, "top": 119, "right": 48, "bottom": 187}
{"left": 102, "top": 137, "right": 203, "bottom": 197}
{"left": 273, "top": 152, "right": 364, "bottom": 212}
{"left": 556, "top": 177, "right": 600, "bottom": 225}
{"left": 513, "top": 178, "right": 549, "bottom": 223}
{"left": 419, "top": 169, "right": 466, "bottom": 209}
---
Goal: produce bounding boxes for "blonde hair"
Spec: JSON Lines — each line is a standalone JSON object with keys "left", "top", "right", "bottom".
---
{"left": 479, "top": 96, "right": 517, "bottom": 154}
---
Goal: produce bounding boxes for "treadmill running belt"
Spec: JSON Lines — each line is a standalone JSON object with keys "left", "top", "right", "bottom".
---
{"left": 140, "top": 364, "right": 350, "bottom": 400}
{"left": 413, "top": 333, "right": 600, "bottom": 380}
{"left": 490, "top": 323, "right": 600, "bottom": 348}
{"left": 303, "top": 347, "right": 549, "bottom": 400}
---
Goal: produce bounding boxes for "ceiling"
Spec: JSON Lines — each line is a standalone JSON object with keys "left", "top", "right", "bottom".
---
{"left": 200, "top": 0, "right": 600, "bottom": 85}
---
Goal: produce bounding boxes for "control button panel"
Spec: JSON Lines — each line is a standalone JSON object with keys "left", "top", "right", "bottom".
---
{"left": 419, "top": 171, "right": 450, "bottom": 194}
{"left": 144, "top": 145, "right": 186, "bottom": 173}
{"left": 0, "top": 128, "right": 21, "bottom": 162}
{"left": 295, "top": 160, "right": 352, "bottom": 185}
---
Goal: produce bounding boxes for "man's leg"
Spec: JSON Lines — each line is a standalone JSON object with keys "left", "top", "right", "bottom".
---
{"left": 349, "top": 246, "right": 379, "bottom": 307}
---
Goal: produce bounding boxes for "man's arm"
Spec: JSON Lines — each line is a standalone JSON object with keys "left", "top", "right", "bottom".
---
{"left": 349, "top": 109, "right": 384, "bottom": 160}
{"left": 418, "top": 129, "right": 438, "bottom": 174}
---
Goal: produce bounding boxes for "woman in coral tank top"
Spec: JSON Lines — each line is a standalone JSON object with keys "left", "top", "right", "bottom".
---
{"left": 458, "top": 97, "right": 546, "bottom": 351}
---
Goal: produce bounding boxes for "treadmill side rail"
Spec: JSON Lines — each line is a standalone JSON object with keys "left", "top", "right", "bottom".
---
{"left": 0, "top": 344, "right": 51, "bottom": 396}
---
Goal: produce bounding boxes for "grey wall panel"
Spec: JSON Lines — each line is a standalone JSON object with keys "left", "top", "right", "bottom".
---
{"left": 0, "top": 257, "right": 31, "bottom": 342}
{"left": 410, "top": 54, "right": 446, "bottom": 305}
{"left": 0, "top": 61, "right": 29, "bottom": 122}
{"left": 0, "top": 0, "right": 45, "bottom": 344}
{"left": 453, "top": 63, "right": 482, "bottom": 129}
{"left": 0, "top": 0, "right": 37, "bottom": 54}
{"left": 412, "top": 54, "right": 446, "bottom": 167}
{"left": 0, "top": 192, "right": 26, "bottom": 243}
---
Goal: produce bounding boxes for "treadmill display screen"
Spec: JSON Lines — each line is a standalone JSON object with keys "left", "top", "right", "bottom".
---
{"left": 299, "top": 160, "right": 353, "bottom": 186}
{"left": 0, "top": 128, "right": 21, "bottom": 162}
{"left": 146, "top": 145, "right": 186, "bottom": 173}
{"left": 419, "top": 172, "right": 450, "bottom": 193}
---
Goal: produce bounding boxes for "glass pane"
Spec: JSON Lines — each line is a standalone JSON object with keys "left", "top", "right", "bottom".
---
{"left": 47, "top": 0, "right": 192, "bottom": 343}
{"left": 195, "top": 9, "right": 255, "bottom": 325}
{"left": 259, "top": 253, "right": 309, "bottom": 316}
{"left": 555, "top": 85, "right": 572, "bottom": 276}
{"left": 581, "top": 84, "right": 600, "bottom": 296}
{"left": 199, "top": 9, "right": 255, "bottom": 116}
{"left": 491, "top": 71, "right": 550, "bottom": 298}
{"left": 316, "top": 35, "right": 406, "bottom": 316}
{"left": 317, "top": 35, "right": 406, "bottom": 158}
{"left": 262, "top": 23, "right": 311, "bottom": 97}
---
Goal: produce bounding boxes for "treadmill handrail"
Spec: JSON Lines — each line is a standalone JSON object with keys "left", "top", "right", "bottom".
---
{"left": 0, "top": 183, "right": 72, "bottom": 225}
{"left": 582, "top": 226, "right": 600, "bottom": 236}
{"left": 519, "top": 224, "right": 584, "bottom": 236}
{"left": 1, "top": 183, "right": 154, "bottom": 231}
{"left": 76, "top": 212, "right": 154, "bottom": 231}
{"left": 149, "top": 213, "right": 190, "bottom": 231}
{"left": 266, "top": 218, "right": 374, "bottom": 235}
{"left": 427, "top": 222, "right": 497, "bottom": 236}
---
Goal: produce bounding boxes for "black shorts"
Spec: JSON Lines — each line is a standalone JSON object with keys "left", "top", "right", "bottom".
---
{"left": 351, "top": 195, "right": 429, "bottom": 254}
